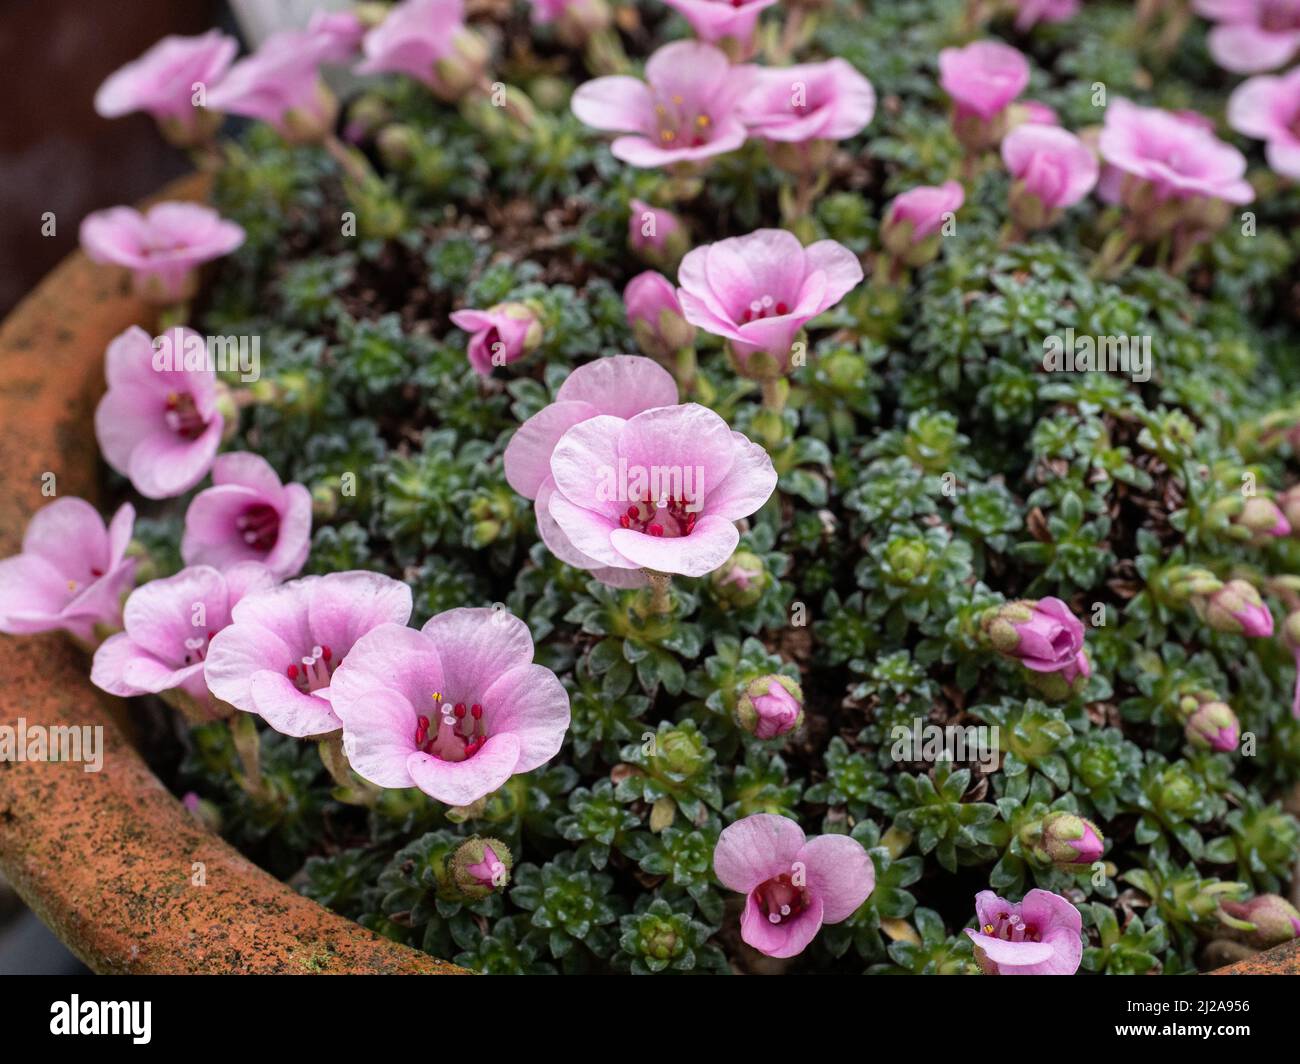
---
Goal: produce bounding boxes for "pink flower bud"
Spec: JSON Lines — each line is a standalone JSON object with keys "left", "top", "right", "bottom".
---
{"left": 1197, "top": 579, "right": 1274, "bottom": 637}
{"left": 625, "top": 271, "right": 696, "bottom": 363}
{"left": 449, "top": 837, "right": 513, "bottom": 899}
{"left": 1184, "top": 700, "right": 1240, "bottom": 752}
{"left": 736, "top": 675, "right": 804, "bottom": 740}
{"left": 358, "top": 0, "right": 488, "bottom": 103}
{"left": 1235, "top": 495, "right": 1291, "bottom": 539}
{"left": 449, "top": 302, "right": 543, "bottom": 376}
{"left": 880, "top": 181, "right": 965, "bottom": 266}
{"left": 1037, "top": 812, "right": 1104, "bottom": 866}
{"left": 1220, "top": 895, "right": 1300, "bottom": 949}
{"left": 628, "top": 199, "right": 690, "bottom": 271}
{"left": 982, "top": 597, "right": 1089, "bottom": 681}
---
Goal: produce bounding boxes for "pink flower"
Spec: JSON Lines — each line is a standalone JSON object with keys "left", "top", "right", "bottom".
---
{"left": 306, "top": 9, "right": 367, "bottom": 59}
{"left": 0, "top": 499, "right": 136, "bottom": 641}
{"left": 94, "top": 326, "right": 224, "bottom": 500}
{"left": 181, "top": 453, "right": 312, "bottom": 580}
{"left": 1184, "top": 700, "right": 1241, "bottom": 751}
{"left": 938, "top": 40, "right": 1030, "bottom": 150}
{"left": 1013, "top": 0, "right": 1080, "bottom": 30}
{"left": 660, "top": 0, "right": 780, "bottom": 51}
{"left": 1193, "top": 0, "right": 1300, "bottom": 73}
{"left": 712, "top": 814, "right": 875, "bottom": 958}
{"left": 880, "top": 181, "right": 966, "bottom": 263}
{"left": 625, "top": 271, "right": 696, "bottom": 362}
{"left": 738, "top": 59, "right": 876, "bottom": 144}
{"left": 545, "top": 403, "right": 778, "bottom": 578}
{"left": 93, "top": 30, "right": 237, "bottom": 146}
{"left": 328, "top": 607, "right": 571, "bottom": 807}
{"left": 570, "top": 40, "right": 756, "bottom": 168}
{"left": 677, "top": 229, "right": 863, "bottom": 373}
{"left": 91, "top": 563, "right": 274, "bottom": 714}
{"left": 205, "top": 27, "right": 343, "bottom": 141}
{"left": 450, "top": 303, "right": 543, "bottom": 376}
{"left": 628, "top": 199, "right": 690, "bottom": 270}
{"left": 527, "top": 0, "right": 611, "bottom": 43}
{"left": 357, "top": 0, "right": 488, "bottom": 102}
{"left": 80, "top": 202, "right": 245, "bottom": 305}
{"left": 965, "top": 889, "right": 1082, "bottom": 975}
{"left": 1001, "top": 123, "right": 1099, "bottom": 228}
{"left": 1228, "top": 67, "right": 1300, "bottom": 179}
{"left": 504, "top": 355, "right": 678, "bottom": 588}
{"left": 204, "top": 571, "right": 412, "bottom": 738}
{"left": 1098, "top": 98, "right": 1254, "bottom": 205}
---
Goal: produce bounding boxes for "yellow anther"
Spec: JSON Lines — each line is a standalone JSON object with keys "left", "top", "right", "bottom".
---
{"left": 696, "top": 114, "right": 710, "bottom": 127}
{"left": 661, "top": 130, "right": 676, "bottom": 142}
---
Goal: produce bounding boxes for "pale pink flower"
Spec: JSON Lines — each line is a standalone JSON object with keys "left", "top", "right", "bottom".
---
{"left": 1228, "top": 67, "right": 1300, "bottom": 179}
{"left": 738, "top": 59, "right": 876, "bottom": 144}
{"left": 677, "top": 229, "right": 863, "bottom": 371}
{"left": 1001, "top": 123, "right": 1099, "bottom": 227}
{"left": 880, "top": 181, "right": 966, "bottom": 258}
{"left": 181, "top": 453, "right": 312, "bottom": 580}
{"left": 80, "top": 202, "right": 245, "bottom": 304}
{"left": 328, "top": 607, "right": 571, "bottom": 807}
{"left": 1194, "top": 0, "right": 1300, "bottom": 73}
{"left": 450, "top": 303, "right": 543, "bottom": 376}
{"left": 306, "top": 9, "right": 367, "bottom": 59}
{"left": 91, "top": 563, "right": 273, "bottom": 714}
{"left": 205, "top": 571, "right": 412, "bottom": 738}
{"left": 504, "top": 355, "right": 678, "bottom": 588}
{"left": 965, "top": 889, "right": 1082, "bottom": 975}
{"left": 1013, "top": 0, "right": 1080, "bottom": 30}
{"left": 205, "top": 27, "right": 344, "bottom": 140}
{"left": 545, "top": 403, "right": 778, "bottom": 578}
{"left": 93, "top": 30, "right": 237, "bottom": 146}
{"left": 938, "top": 40, "right": 1030, "bottom": 121}
{"left": 660, "top": 0, "right": 779, "bottom": 50}
{"left": 357, "top": 0, "right": 488, "bottom": 102}
{"left": 570, "top": 40, "right": 756, "bottom": 168}
{"left": 1098, "top": 97, "right": 1254, "bottom": 205}
{"left": 94, "top": 326, "right": 224, "bottom": 500}
{"left": 713, "top": 814, "right": 875, "bottom": 958}
{"left": 0, "top": 499, "right": 136, "bottom": 641}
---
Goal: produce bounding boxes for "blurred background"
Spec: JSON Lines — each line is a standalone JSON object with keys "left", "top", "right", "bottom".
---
{"left": 0, "top": 0, "right": 346, "bottom": 973}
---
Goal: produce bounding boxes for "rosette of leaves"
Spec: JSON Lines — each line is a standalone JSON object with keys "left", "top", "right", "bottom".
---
{"left": 1067, "top": 726, "right": 1143, "bottom": 820}
{"left": 622, "top": 819, "right": 723, "bottom": 923}
{"left": 970, "top": 697, "right": 1074, "bottom": 792}
{"left": 1130, "top": 753, "right": 1225, "bottom": 860}
{"left": 890, "top": 762, "right": 999, "bottom": 873}
{"left": 509, "top": 851, "right": 624, "bottom": 967}
{"left": 867, "top": 907, "right": 978, "bottom": 976}
{"left": 803, "top": 737, "right": 896, "bottom": 829}
{"left": 853, "top": 523, "right": 974, "bottom": 639}
{"left": 563, "top": 652, "right": 652, "bottom": 767}
{"left": 1202, "top": 796, "right": 1300, "bottom": 893}
{"left": 1122, "top": 851, "right": 1250, "bottom": 966}
{"left": 986, "top": 775, "right": 1111, "bottom": 898}
{"left": 818, "top": 821, "right": 923, "bottom": 966}
{"left": 1081, "top": 903, "right": 1168, "bottom": 976}
{"left": 616, "top": 720, "right": 723, "bottom": 825}
{"left": 723, "top": 747, "right": 804, "bottom": 820}
{"left": 567, "top": 584, "right": 704, "bottom": 696}
{"left": 615, "top": 896, "right": 726, "bottom": 975}
{"left": 556, "top": 779, "right": 641, "bottom": 870}
{"left": 452, "top": 915, "right": 555, "bottom": 976}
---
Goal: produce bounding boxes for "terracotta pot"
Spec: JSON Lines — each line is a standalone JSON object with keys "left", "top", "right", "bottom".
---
{"left": 0, "top": 174, "right": 466, "bottom": 974}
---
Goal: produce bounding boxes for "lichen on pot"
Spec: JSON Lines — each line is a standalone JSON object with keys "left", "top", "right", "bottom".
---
{"left": 4, "top": 0, "right": 1300, "bottom": 977}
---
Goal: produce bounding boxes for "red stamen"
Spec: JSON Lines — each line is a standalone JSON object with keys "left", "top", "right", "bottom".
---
{"left": 287, "top": 664, "right": 298, "bottom": 680}
{"left": 454, "top": 702, "right": 466, "bottom": 718}
{"left": 775, "top": 302, "right": 788, "bottom": 315}
{"left": 321, "top": 645, "right": 332, "bottom": 661}
{"left": 648, "top": 523, "right": 664, "bottom": 537}
{"left": 620, "top": 514, "right": 631, "bottom": 528}
{"left": 471, "top": 704, "right": 482, "bottom": 719}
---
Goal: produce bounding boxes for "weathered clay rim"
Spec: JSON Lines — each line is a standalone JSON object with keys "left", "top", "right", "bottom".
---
{"left": 0, "top": 174, "right": 465, "bottom": 974}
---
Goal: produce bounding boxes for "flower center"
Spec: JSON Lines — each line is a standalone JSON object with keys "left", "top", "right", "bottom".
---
{"left": 182, "top": 630, "right": 217, "bottom": 666}
{"left": 164, "top": 391, "right": 209, "bottom": 441}
{"left": 286, "top": 644, "right": 334, "bottom": 692}
{"left": 415, "top": 692, "right": 488, "bottom": 761}
{"left": 981, "top": 911, "right": 1042, "bottom": 943}
{"left": 756, "top": 873, "right": 808, "bottom": 925}
{"left": 236, "top": 503, "right": 280, "bottom": 552}
{"left": 617, "top": 493, "right": 699, "bottom": 538}
{"left": 654, "top": 93, "right": 714, "bottom": 148}
{"left": 739, "top": 294, "right": 790, "bottom": 323}
{"left": 1261, "top": 0, "right": 1300, "bottom": 32}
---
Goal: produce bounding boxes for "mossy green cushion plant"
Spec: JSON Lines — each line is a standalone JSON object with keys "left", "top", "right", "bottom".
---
{"left": 4, "top": 0, "right": 1300, "bottom": 974}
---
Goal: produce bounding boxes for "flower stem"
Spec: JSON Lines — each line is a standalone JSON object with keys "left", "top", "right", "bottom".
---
{"left": 675, "top": 346, "right": 697, "bottom": 395}
{"left": 645, "top": 571, "right": 674, "bottom": 616}
{"left": 761, "top": 377, "right": 786, "bottom": 413}
{"left": 317, "top": 732, "right": 378, "bottom": 806}
{"left": 228, "top": 712, "right": 266, "bottom": 800}
{"left": 322, "top": 131, "right": 377, "bottom": 188}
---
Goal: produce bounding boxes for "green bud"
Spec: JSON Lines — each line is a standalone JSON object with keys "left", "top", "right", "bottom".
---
{"left": 447, "top": 836, "right": 513, "bottom": 900}
{"left": 710, "top": 550, "right": 768, "bottom": 608}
